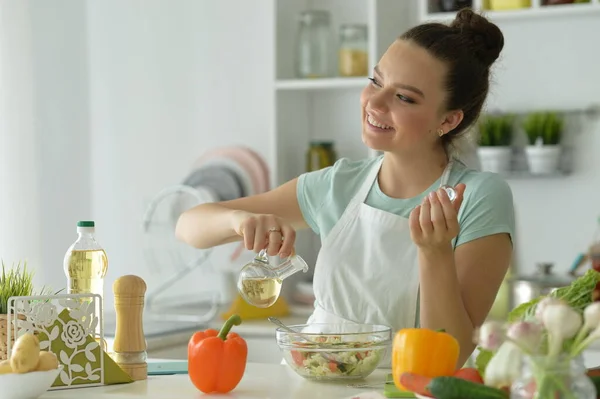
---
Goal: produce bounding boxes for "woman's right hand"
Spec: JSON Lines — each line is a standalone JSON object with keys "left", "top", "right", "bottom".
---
{"left": 231, "top": 210, "right": 296, "bottom": 258}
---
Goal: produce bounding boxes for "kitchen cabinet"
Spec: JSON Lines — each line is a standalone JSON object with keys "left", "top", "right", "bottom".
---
{"left": 419, "top": 0, "right": 600, "bottom": 22}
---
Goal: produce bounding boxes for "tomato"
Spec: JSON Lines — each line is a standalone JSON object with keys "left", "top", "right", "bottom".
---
{"left": 398, "top": 372, "right": 433, "bottom": 396}
{"left": 291, "top": 350, "right": 304, "bottom": 366}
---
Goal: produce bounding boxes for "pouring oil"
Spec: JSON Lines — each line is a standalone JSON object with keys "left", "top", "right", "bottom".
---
{"left": 64, "top": 220, "right": 108, "bottom": 349}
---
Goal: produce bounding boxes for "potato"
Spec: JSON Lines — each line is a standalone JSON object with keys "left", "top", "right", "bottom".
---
{"left": 35, "top": 351, "right": 59, "bottom": 371}
{"left": 0, "top": 359, "right": 13, "bottom": 374}
{"left": 10, "top": 333, "right": 40, "bottom": 373}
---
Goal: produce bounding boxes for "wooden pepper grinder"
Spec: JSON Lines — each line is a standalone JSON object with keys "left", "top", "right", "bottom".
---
{"left": 112, "top": 275, "right": 147, "bottom": 381}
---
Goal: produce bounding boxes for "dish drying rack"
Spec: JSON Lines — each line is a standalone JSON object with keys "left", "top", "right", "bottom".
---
{"left": 141, "top": 184, "right": 225, "bottom": 324}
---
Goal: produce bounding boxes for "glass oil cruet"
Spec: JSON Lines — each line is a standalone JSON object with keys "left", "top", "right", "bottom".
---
{"left": 237, "top": 249, "right": 309, "bottom": 308}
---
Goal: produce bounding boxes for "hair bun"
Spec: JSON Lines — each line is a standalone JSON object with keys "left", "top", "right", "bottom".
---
{"left": 450, "top": 8, "right": 504, "bottom": 66}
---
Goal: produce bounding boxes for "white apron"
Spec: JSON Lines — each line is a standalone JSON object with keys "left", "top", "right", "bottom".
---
{"left": 290, "top": 156, "right": 456, "bottom": 368}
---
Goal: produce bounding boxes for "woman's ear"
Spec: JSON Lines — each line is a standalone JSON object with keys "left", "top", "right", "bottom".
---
{"left": 440, "top": 110, "right": 464, "bottom": 134}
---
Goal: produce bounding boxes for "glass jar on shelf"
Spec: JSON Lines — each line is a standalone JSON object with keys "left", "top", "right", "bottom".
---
{"left": 438, "top": 0, "right": 473, "bottom": 12}
{"left": 306, "top": 141, "right": 337, "bottom": 172}
{"left": 295, "top": 10, "right": 333, "bottom": 79}
{"left": 338, "top": 24, "right": 369, "bottom": 77}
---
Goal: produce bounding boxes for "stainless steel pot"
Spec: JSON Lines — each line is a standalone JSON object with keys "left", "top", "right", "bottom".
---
{"left": 510, "top": 263, "right": 575, "bottom": 309}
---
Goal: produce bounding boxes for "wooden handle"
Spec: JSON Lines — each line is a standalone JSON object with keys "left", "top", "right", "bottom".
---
{"left": 113, "top": 275, "right": 147, "bottom": 354}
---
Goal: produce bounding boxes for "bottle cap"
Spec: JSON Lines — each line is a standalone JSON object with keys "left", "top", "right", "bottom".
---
{"left": 77, "top": 221, "right": 95, "bottom": 227}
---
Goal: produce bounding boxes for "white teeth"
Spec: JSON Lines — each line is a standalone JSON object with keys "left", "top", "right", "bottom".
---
{"left": 367, "top": 115, "right": 393, "bottom": 129}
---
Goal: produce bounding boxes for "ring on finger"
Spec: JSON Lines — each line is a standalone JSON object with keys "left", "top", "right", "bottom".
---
{"left": 268, "top": 227, "right": 282, "bottom": 234}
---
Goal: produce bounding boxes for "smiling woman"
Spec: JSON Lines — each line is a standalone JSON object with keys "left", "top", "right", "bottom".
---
{"left": 175, "top": 8, "right": 514, "bottom": 369}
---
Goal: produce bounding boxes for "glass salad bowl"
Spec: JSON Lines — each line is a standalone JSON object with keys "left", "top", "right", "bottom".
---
{"left": 275, "top": 323, "right": 392, "bottom": 381}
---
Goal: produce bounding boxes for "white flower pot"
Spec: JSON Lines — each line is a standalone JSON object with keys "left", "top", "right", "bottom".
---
{"left": 477, "top": 146, "right": 512, "bottom": 173}
{"left": 525, "top": 145, "right": 561, "bottom": 175}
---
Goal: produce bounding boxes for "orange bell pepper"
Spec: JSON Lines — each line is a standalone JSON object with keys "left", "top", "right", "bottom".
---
{"left": 188, "top": 314, "right": 248, "bottom": 394}
{"left": 392, "top": 328, "right": 459, "bottom": 391}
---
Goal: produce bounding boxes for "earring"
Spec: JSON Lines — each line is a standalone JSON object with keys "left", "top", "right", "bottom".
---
{"left": 438, "top": 129, "right": 444, "bottom": 137}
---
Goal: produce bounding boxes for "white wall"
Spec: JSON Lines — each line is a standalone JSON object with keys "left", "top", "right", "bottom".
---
{"left": 0, "top": 0, "right": 90, "bottom": 292}
{"left": 29, "top": 0, "right": 91, "bottom": 293}
{"left": 483, "top": 14, "right": 600, "bottom": 277}
{"left": 86, "top": 0, "right": 275, "bottom": 313}
{"left": 0, "top": 2, "right": 40, "bottom": 276}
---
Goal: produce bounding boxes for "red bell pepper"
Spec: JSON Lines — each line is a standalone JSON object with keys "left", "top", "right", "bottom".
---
{"left": 188, "top": 314, "right": 248, "bottom": 394}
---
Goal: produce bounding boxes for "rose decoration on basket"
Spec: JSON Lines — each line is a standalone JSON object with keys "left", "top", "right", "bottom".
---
{"left": 30, "top": 302, "right": 58, "bottom": 328}
{"left": 61, "top": 320, "right": 88, "bottom": 350}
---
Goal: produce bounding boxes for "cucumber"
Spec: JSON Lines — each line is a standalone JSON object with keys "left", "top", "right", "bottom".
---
{"left": 427, "top": 376, "right": 508, "bottom": 399}
{"left": 589, "top": 375, "right": 600, "bottom": 395}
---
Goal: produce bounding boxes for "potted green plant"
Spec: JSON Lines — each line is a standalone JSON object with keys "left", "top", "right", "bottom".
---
{"left": 0, "top": 260, "right": 48, "bottom": 361}
{"left": 522, "top": 111, "right": 563, "bottom": 175}
{"left": 477, "top": 113, "right": 514, "bottom": 173}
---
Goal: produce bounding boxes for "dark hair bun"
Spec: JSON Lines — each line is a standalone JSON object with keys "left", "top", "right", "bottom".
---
{"left": 450, "top": 8, "right": 504, "bottom": 66}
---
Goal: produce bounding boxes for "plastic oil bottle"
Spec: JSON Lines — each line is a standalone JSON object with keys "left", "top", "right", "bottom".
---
{"left": 64, "top": 220, "right": 108, "bottom": 347}
{"left": 64, "top": 221, "right": 108, "bottom": 297}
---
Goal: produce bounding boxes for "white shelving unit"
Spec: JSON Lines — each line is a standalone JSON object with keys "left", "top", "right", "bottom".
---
{"left": 271, "top": 0, "right": 417, "bottom": 188}
{"left": 271, "top": 0, "right": 600, "bottom": 190}
{"left": 275, "top": 77, "right": 367, "bottom": 91}
{"left": 419, "top": 0, "right": 600, "bottom": 22}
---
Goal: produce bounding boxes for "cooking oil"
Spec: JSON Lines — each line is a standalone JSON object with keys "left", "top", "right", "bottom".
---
{"left": 237, "top": 249, "right": 309, "bottom": 308}
{"left": 64, "top": 249, "right": 108, "bottom": 296}
{"left": 63, "top": 221, "right": 108, "bottom": 349}
{"left": 239, "top": 277, "right": 282, "bottom": 308}
{"left": 64, "top": 221, "right": 108, "bottom": 298}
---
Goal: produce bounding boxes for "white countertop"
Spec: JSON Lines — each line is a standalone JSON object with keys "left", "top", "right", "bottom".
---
{"left": 37, "top": 350, "right": 600, "bottom": 399}
{"left": 40, "top": 362, "right": 389, "bottom": 399}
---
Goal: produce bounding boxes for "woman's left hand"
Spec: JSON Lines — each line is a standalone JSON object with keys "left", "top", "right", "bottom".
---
{"left": 409, "top": 184, "right": 466, "bottom": 252}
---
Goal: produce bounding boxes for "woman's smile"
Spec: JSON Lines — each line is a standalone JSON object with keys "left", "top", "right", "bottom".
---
{"left": 365, "top": 113, "right": 395, "bottom": 133}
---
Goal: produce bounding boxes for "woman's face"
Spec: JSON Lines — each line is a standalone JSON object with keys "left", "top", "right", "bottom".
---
{"left": 360, "top": 39, "right": 462, "bottom": 155}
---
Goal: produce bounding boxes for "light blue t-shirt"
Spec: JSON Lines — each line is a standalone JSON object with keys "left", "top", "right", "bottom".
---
{"left": 297, "top": 156, "right": 515, "bottom": 247}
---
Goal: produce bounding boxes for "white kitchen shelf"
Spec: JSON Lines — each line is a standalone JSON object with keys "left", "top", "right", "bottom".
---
{"left": 272, "top": 0, "right": 416, "bottom": 187}
{"left": 419, "top": 0, "right": 600, "bottom": 22}
{"left": 275, "top": 77, "right": 368, "bottom": 91}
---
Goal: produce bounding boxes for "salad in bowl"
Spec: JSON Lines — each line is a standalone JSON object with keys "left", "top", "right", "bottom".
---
{"left": 275, "top": 323, "right": 391, "bottom": 381}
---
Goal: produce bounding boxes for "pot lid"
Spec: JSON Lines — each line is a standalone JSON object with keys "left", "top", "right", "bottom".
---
{"left": 510, "top": 263, "right": 575, "bottom": 287}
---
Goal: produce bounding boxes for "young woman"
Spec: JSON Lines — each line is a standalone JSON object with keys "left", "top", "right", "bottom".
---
{"left": 176, "top": 8, "right": 515, "bottom": 367}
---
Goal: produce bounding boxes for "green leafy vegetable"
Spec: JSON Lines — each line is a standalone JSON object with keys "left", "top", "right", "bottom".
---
{"left": 475, "top": 348, "right": 494, "bottom": 377}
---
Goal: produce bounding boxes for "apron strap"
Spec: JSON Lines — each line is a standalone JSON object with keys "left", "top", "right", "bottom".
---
{"left": 352, "top": 156, "right": 383, "bottom": 204}
{"left": 439, "top": 157, "right": 467, "bottom": 187}
{"left": 439, "top": 159, "right": 455, "bottom": 187}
